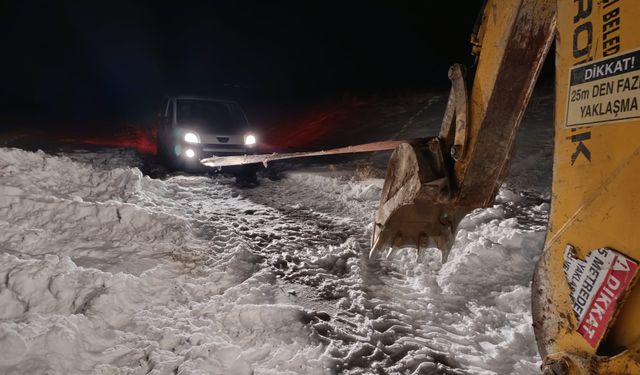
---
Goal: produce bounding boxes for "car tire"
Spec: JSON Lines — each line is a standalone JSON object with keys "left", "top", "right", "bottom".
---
{"left": 234, "top": 166, "right": 259, "bottom": 188}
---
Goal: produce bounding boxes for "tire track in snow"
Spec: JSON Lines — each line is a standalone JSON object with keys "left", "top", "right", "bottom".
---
{"left": 233, "top": 173, "right": 470, "bottom": 374}
{"left": 0, "top": 149, "right": 329, "bottom": 374}
{"left": 0, "top": 146, "right": 547, "bottom": 374}
{"left": 234, "top": 171, "right": 545, "bottom": 374}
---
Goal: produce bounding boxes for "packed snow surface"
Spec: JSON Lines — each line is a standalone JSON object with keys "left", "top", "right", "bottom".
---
{"left": 0, "top": 100, "right": 552, "bottom": 374}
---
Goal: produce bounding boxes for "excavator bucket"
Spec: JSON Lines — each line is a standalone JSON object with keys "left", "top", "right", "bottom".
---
{"left": 199, "top": 0, "right": 640, "bottom": 371}
{"left": 370, "top": 139, "right": 470, "bottom": 262}
{"left": 198, "top": 1, "right": 555, "bottom": 267}
{"left": 369, "top": 0, "right": 555, "bottom": 260}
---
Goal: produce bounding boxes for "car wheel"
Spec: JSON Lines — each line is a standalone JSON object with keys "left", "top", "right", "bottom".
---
{"left": 234, "top": 167, "right": 259, "bottom": 188}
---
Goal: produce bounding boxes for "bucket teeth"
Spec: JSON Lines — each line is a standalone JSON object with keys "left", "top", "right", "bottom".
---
{"left": 435, "top": 236, "right": 452, "bottom": 263}
{"left": 368, "top": 246, "right": 377, "bottom": 261}
{"left": 385, "top": 235, "right": 403, "bottom": 259}
{"left": 369, "top": 230, "right": 454, "bottom": 263}
{"left": 370, "top": 142, "right": 469, "bottom": 265}
{"left": 385, "top": 247, "right": 396, "bottom": 260}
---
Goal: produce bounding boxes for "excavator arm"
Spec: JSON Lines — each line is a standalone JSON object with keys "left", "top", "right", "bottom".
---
{"left": 375, "top": 1, "right": 640, "bottom": 373}
{"left": 371, "top": 0, "right": 556, "bottom": 260}
{"left": 202, "top": 1, "right": 640, "bottom": 372}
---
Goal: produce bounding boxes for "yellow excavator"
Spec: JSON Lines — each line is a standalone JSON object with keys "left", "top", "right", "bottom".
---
{"left": 203, "top": 1, "right": 640, "bottom": 373}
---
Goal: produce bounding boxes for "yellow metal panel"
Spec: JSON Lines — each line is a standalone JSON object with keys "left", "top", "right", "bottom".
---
{"left": 455, "top": 0, "right": 556, "bottom": 206}
{"left": 457, "top": 0, "right": 521, "bottom": 180}
{"left": 537, "top": 0, "right": 640, "bottom": 372}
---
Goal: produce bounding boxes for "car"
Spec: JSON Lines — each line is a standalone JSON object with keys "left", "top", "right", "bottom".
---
{"left": 157, "top": 96, "right": 259, "bottom": 183}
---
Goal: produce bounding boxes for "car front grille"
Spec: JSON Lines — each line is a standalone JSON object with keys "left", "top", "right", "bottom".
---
{"left": 202, "top": 143, "right": 244, "bottom": 151}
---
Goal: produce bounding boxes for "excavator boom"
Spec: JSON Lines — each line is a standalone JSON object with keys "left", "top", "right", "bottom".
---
{"left": 378, "top": 1, "right": 640, "bottom": 373}
{"left": 201, "top": 1, "right": 640, "bottom": 372}
{"left": 371, "top": 0, "right": 556, "bottom": 261}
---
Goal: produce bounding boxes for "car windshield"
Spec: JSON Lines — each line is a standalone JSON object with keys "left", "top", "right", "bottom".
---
{"left": 176, "top": 99, "right": 246, "bottom": 133}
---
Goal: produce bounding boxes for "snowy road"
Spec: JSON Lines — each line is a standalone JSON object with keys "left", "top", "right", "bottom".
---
{"left": 0, "top": 94, "right": 553, "bottom": 375}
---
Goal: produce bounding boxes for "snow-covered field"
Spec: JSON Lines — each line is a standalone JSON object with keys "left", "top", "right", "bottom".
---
{"left": 0, "top": 95, "right": 553, "bottom": 374}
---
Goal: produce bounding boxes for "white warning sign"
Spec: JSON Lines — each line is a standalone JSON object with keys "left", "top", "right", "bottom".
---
{"left": 563, "top": 245, "right": 639, "bottom": 348}
{"left": 566, "top": 48, "right": 640, "bottom": 128}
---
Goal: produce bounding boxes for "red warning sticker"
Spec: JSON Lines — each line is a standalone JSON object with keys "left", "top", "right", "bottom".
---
{"left": 563, "top": 245, "right": 638, "bottom": 348}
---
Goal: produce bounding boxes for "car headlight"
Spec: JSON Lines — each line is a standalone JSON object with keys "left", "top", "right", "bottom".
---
{"left": 184, "top": 132, "right": 200, "bottom": 144}
{"left": 244, "top": 134, "right": 257, "bottom": 146}
{"left": 185, "top": 149, "right": 196, "bottom": 158}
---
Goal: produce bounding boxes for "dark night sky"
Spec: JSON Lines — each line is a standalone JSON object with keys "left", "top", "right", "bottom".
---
{"left": 0, "top": 1, "right": 485, "bottom": 130}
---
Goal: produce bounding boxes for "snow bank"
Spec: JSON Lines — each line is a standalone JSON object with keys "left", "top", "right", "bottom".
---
{"left": 263, "top": 170, "right": 547, "bottom": 374}
{"left": 0, "top": 143, "right": 549, "bottom": 374}
{"left": 0, "top": 148, "right": 327, "bottom": 374}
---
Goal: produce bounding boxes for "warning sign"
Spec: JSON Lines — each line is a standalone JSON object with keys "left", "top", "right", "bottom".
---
{"left": 566, "top": 48, "right": 640, "bottom": 128}
{"left": 563, "top": 245, "right": 639, "bottom": 348}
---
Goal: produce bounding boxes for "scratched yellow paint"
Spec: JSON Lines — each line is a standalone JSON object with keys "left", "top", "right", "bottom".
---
{"left": 455, "top": 0, "right": 521, "bottom": 180}
{"left": 539, "top": 0, "right": 640, "bottom": 372}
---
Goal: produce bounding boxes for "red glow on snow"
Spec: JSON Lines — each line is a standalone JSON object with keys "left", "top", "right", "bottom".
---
{"left": 261, "top": 99, "right": 372, "bottom": 151}
{"left": 262, "top": 109, "right": 345, "bottom": 150}
{"left": 65, "top": 124, "right": 158, "bottom": 154}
